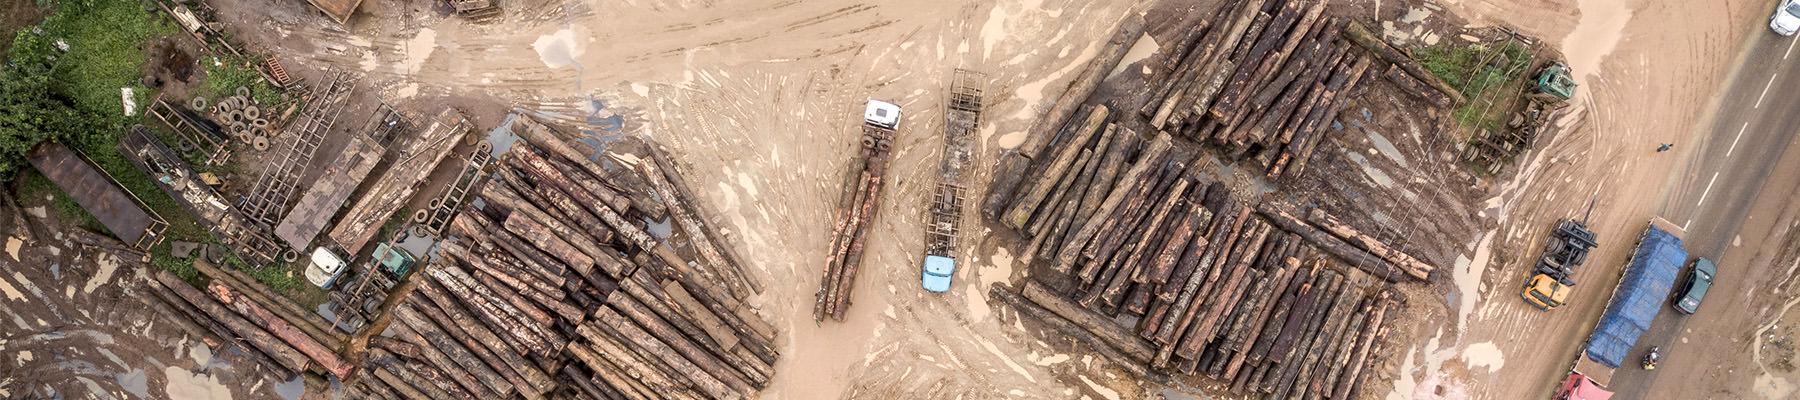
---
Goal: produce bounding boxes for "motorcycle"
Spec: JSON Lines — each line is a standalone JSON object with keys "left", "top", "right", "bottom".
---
{"left": 1643, "top": 346, "right": 1661, "bottom": 370}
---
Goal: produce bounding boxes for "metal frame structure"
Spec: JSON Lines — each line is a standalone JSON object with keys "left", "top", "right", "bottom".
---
{"left": 924, "top": 69, "right": 986, "bottom": 257}
{"left": 148, "top": 96, "right": 233, "bottom": 166}
{"left": 422, "top": 143, "right": 493, "bottom": 235}
{"left": 119, "top": 126, "right": 285, "bottom": 265}
{"left": 241, "top": 73, "right": 354, "bottom": 226}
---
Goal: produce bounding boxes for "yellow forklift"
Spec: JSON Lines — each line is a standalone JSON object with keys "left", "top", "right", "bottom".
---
{"left": 1522, "top": 216, "right": 1599, "bottom": 310}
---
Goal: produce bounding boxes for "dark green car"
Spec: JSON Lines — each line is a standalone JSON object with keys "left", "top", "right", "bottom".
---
{"left": 1674, "top": 258, "right": 1717, "bottom": 314}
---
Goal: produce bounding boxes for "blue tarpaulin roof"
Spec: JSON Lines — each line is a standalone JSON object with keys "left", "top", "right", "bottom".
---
{"left": 1584, "top": 225, "right": 1686, "bottom": 368}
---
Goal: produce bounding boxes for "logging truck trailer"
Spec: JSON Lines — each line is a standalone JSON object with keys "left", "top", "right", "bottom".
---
{"left": 1558, "top": 217, "right": 1686, "bottom": 393}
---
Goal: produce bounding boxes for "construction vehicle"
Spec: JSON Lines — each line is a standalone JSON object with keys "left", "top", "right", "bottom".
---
{"left": 1536, "top": 62, "right": 1578, "bottom": 101}
{"left": 1555, "top": 217, "right": 1687, "bottom": 395}
{"left": 1522, "top": 218, "right": 1600, "bottom": 310}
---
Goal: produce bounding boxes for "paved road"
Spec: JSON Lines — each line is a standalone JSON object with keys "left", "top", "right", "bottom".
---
{"left": 1604, "top": 18, "right": 1800, "bottom": 399}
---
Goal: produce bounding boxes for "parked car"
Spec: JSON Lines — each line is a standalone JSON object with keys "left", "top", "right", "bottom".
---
{"left": 1673, "top": 257, "right": 1716, "bottom": 314}
{"left": 1773, "top": 0, "right": 1800, "bottom": 36}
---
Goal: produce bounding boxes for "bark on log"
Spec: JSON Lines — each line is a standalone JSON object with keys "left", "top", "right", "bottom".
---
{"left": 204, "top": 280, "right": 353, "bottom": 378}
{"left": 197, "top": 258, "right": 344, "bottom": 349}
{"left": 1305, "top": 208, "right": 1432, "bottom": 280}
{"left": 412, "top": 290, "right": 555, "bottom": 395}
{"left": 1256, "top": 203, "right": 1404, "bottom": 281}
{"left": 152, "top": 271, "right": 308, "bottom": 373}
{"left": 589, "top": 309, "right": 745, "bottom": 400}
{"left": 1003, "top": 106, "right": 1112, "bottom": 230}
{"left": 511, "top": 115, "right": 665, "bottom": 217}
{"left": 1057, "top": 133, "right": 1175, "bottom": 273}
{"left": 606, "top": 289, "right": 767, "bottom": 389}
{"left": 639, "top": 156, "right": 755, "bottom": 300}
{"left": 429, "top": 267, "right": 554, "bottom": 355}
{"left": 983, "top": 14, "right": 1147, "bottom": 219}
{"left": 1342, "top": 21, "right": 1465, "bottom": 105}
{"left": 572, "top": 322, "right": 701, "bottom": 400}
{"left": 1334, "top": 293, "right": 1390, "bottom": 398}
{"left": 480, "top": 183, "right": 611, "bottom": 264}
{"left": 394, "top": 304, "right": 515, "bottom": 397}
{"left": 1021, "top": 282, "right": 1157, "bottom": 363}
{"left": 992, "top": 284, "right": 1166, "bottom": 383}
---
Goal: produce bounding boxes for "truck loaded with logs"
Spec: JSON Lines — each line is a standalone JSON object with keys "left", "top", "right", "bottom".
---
{"left": 816, "top": 100, "right": 902, "bottom": 321}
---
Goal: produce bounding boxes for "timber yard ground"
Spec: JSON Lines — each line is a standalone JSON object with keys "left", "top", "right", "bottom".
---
{"left": 3, "top": 0, "right": 1800, "bottom": 398}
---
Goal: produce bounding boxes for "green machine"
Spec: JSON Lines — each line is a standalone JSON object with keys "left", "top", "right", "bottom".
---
{"left": 372, "top": 243, "right": 417, "bottom": 279}
{"left": 1536, "top": 62, "right": 1578, "bottom": 101}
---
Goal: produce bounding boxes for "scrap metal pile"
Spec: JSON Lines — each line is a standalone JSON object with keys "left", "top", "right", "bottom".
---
{"left": 356, "top": 116, "right": 775, "bottom": 400}
{"left": 980, "top": 2, "right": 1451, "bottom": 398}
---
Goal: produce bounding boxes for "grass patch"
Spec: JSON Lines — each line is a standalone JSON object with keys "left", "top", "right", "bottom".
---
{"left": 1415, "top": 40, "right": 1535, "bottom": 135}
{"left": 38, "top": 0, "right": 177, "bottom": 121}
{"left": 199, "top": 54, "right": 284, "bottom": 107}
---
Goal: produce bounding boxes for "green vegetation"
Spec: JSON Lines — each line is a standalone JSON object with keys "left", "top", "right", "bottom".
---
{"left": 201, "top": 54, "right": 284, "bottom": 107}
{"left": 1415, "top": 40, "right": 1535, "bottom": 135}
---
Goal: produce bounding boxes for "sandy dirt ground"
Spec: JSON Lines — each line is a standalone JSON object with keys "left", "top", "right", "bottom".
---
{"left": 1374, "top": 0, "right": 1773, "bottom": 399}
{"left": 5, "top": 0, "right": 1789, "bottom": 397}
{"left": 0, "top": 199, "right": 293, "bottom": 399}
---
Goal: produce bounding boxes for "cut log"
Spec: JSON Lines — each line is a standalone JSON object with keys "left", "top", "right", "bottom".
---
{"left": 1256, "top": 203, "right": 1404, "bottom": 281}
{"left": 1334, "top": 293, "right": 1391, "bottom": 398}
{"left": 589, "top": 309, "right": 744, "bottom": 400}
{"left": 983, "top": 14, "right": 1147, "bottom": 219}
{"left": 1057, "top": 132, "right": 1175, "bottom": 273}
{"left": 1342, "top": 21, "right": 1464, "bottom": 105}
{"left": 152, "top": 270, "right": 308, "bottom": 373}
{"left": 394, "top": 304, "right": 514, "bottom": 397}
{"left": 1305, "top": 208, "right": 1432, "bottom": 280}
{"left": 1003, "top": 106, "right": 1112, "bottom": 230}
{"left": 1021, "top": 282, "right": 1157, "bottom": 363}
{"left": 204, "top": 280, "right": 352, "bottom": 378}
{"left": 992, "top": 284, "right": 1165, "bottom": 383}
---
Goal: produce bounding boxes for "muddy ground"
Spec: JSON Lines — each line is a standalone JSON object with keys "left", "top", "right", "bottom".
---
{"left": 3, "top": 0, "right": 1794, "bottom": 398}
{"left": 0, "top": 198, "right": 295, "bottom": 399}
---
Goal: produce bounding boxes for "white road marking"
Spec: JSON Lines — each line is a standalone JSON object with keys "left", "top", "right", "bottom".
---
{"left": 1788, "top": 33, "right": 1800, "bottom": 59}
{"left": 1728, "top": 122, "right": 1749, "bottom": 157}
{"left": 1757, "top": 73, "right": 1780, "bottom": 108}
{"left": 1684, "top": 219, "right": 1693, "bottom": 231}
{"left": 1697, "top": 172, "right": 1721, "bottom": 207}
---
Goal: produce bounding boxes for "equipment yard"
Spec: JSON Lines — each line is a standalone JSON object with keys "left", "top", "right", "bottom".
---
{"left": 2, "top": 0, "right": 1798, "bottom": 398}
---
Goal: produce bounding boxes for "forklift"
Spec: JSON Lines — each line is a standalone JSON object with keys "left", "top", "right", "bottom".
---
{"left": 1522, "top": 197, "right": 1600, "bottom": 311}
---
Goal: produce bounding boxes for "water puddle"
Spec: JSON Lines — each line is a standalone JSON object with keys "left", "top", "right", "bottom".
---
{"left": 117, "top": 368, "right": 149, "bottom": 398}
{"left": 532, "top": 28, "right": 585, "bottom": 69}
{"left": 273, "top": 375, "right": 305, "bottom": 400}
{"left": 164, "top": 366, "right": 233, "bottom": 400}
{"left": 1452, "top": 231, "right": 1497, "bottom": 331}
{"left": 82, "top": 253, "right": 119, "bottom": 295}
{"left": 1343, "top": 151, "right": 1396, "bottom": 188}
{"left": 1366, "top": 130, "right": 1411, "bottom": 169}
{"left": 1460, "top": 341, "right": 1506, "bottom": 373}
{"left": 1108, "top": 33, "right": 1160, "bottom": 79}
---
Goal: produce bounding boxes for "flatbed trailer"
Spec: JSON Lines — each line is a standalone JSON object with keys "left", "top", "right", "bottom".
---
{"left": 1562, "top": 217, "right": 1686, "bottom": 392}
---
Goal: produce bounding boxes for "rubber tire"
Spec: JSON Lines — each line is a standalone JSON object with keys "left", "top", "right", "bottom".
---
{"left": 236, "top": 86, "right": 251, "bottom": 98}
{"left": 190, "top": 96, "right": 208, "bottom": 110}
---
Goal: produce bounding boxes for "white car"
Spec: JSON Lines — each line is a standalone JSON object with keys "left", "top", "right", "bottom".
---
{"left": 1774, "top": 0, "right": 1800, "bottom": 36}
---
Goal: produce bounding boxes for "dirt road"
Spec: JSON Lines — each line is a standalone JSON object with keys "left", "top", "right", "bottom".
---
{"left": 1379, "top": 0, "right": 1771, "bottom": 399}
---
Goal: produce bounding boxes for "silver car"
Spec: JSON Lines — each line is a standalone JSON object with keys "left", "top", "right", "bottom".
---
{"left": 1774, "top": 0, "right": 1800, "bottom": 36}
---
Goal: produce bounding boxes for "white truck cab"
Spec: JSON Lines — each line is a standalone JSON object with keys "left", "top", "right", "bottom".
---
{"left": 306, "top": 247, "right": 349, "bottom": 289}
{"left": 864, "top": 100, "right": 902, "bottom": 130}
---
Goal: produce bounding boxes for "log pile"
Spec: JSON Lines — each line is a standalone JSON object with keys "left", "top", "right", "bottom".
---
{"left": 978, "top": 114, "right": 1408, "bottom": 397}
{"left": 816, "top": 124, "right": 897, "bottom": 321}
{"left": 1135, "top": 0, "right": 1379, "bottom": 180}
{"left": 353, "top": 116, "right": 777, "bottom": 400}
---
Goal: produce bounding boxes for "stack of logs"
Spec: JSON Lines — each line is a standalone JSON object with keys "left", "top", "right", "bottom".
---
{"left": 987, "top": 165, "right": 1407, "bottom": 398}
{"left": 352, "top": 117, "right": 777, "bottom": 400}
{"left": 816, "top": 124, "right": 897, "bottom": 321}
{"left": 144, "top": 261, "right": 353, "bottom": 380}
{"left": 1138, "top": 0, "right": 1378, "bottom": 180}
